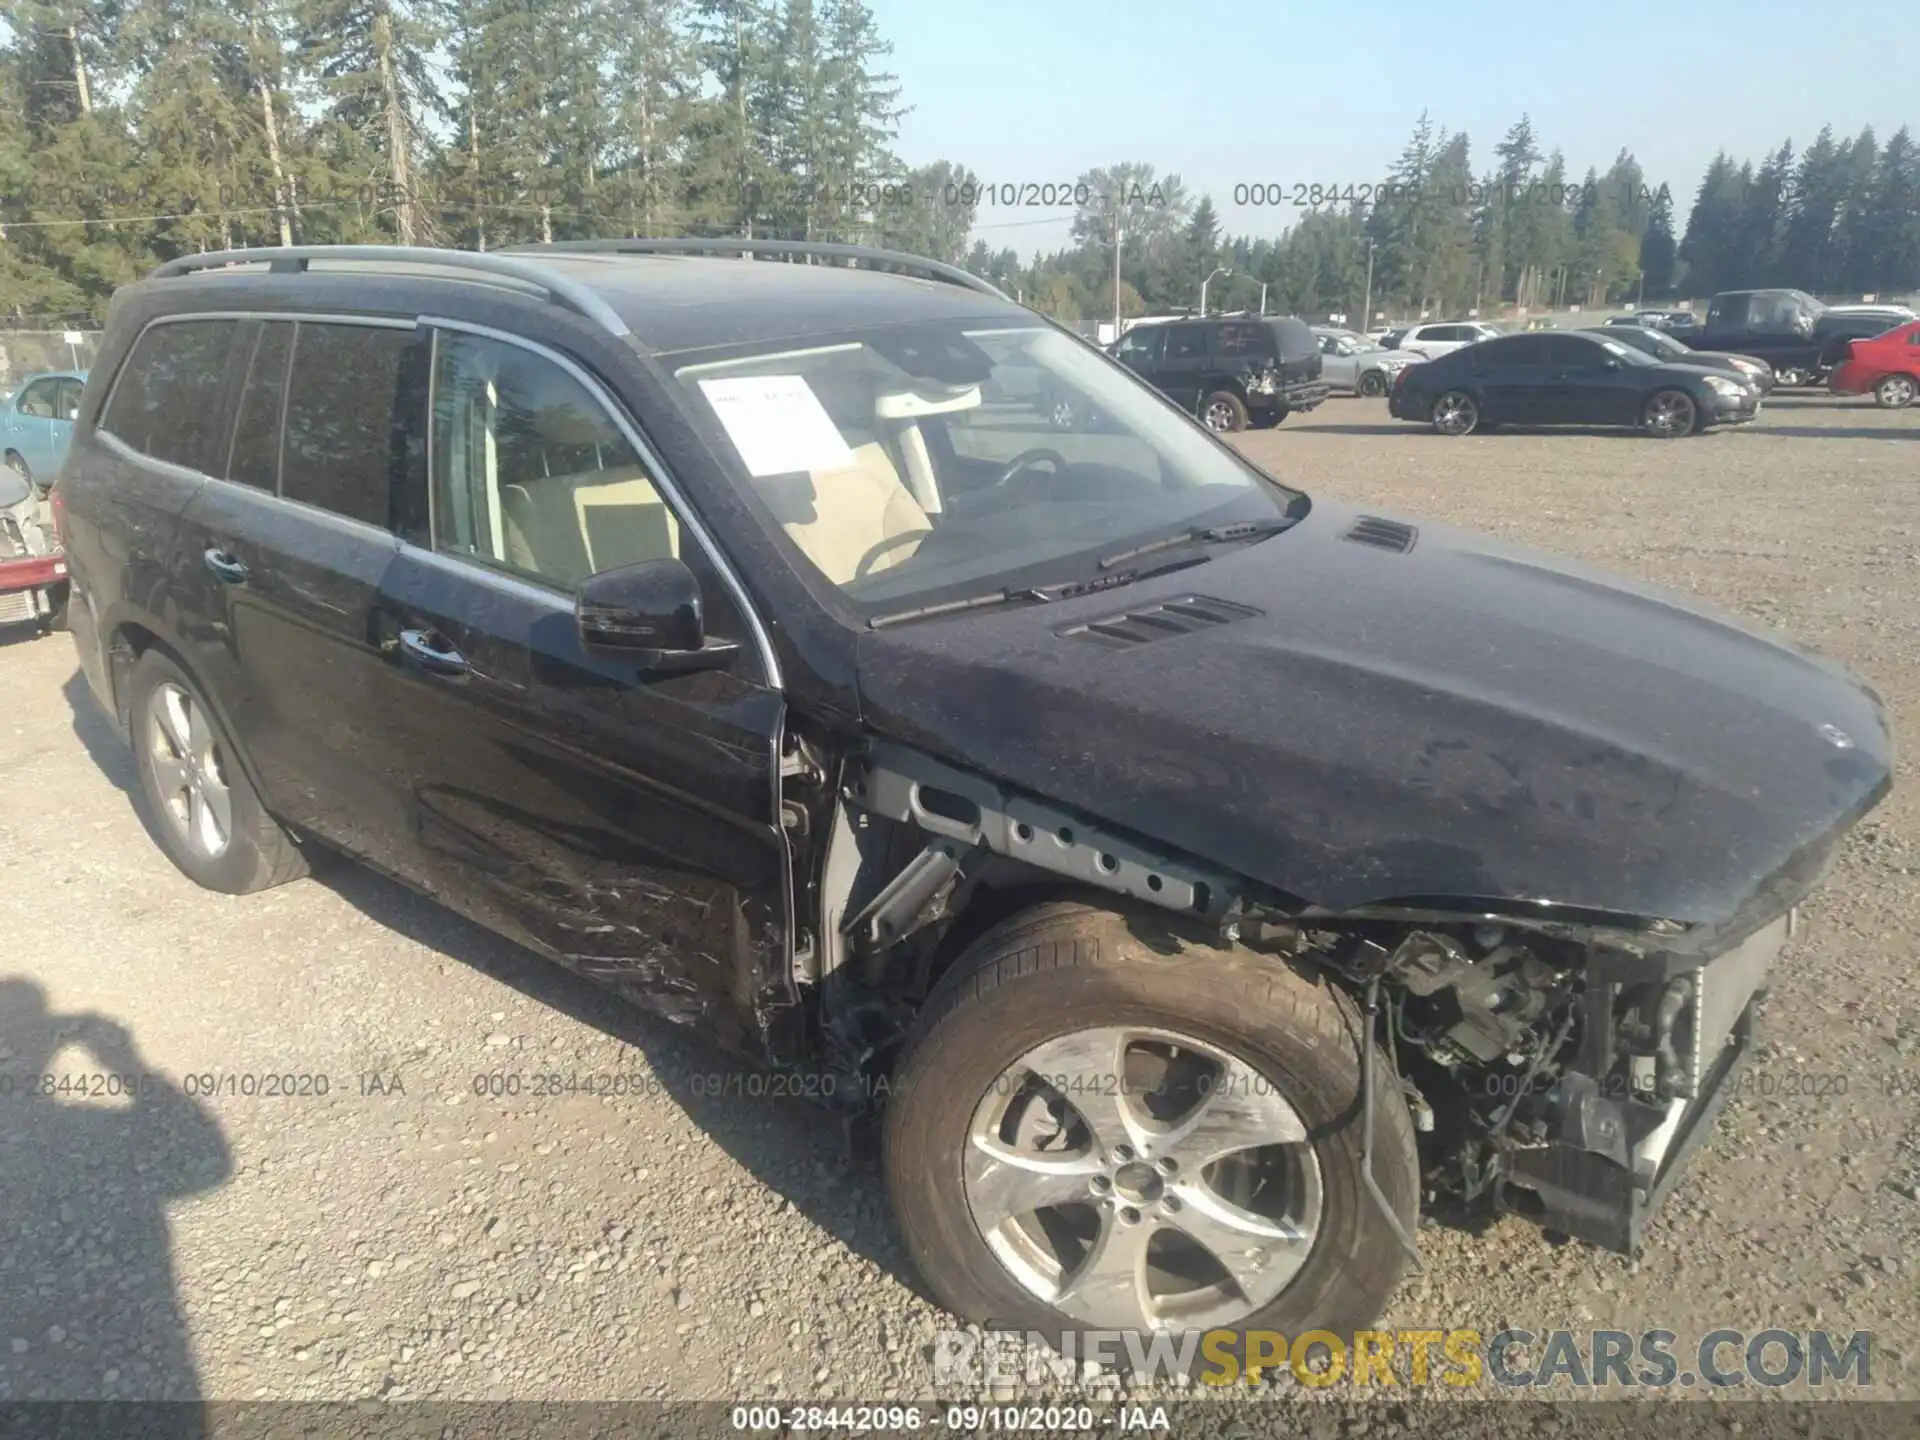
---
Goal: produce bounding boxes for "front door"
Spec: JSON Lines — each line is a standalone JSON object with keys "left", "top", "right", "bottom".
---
{"left": 1538, "top": 335, "right": 1639, "bottom": 425}
{"left": 1153, "top": 324, "right": 1211, "bottom": 414}
{"left": 374, "top": 324, "right": 791, "bottom": 1054}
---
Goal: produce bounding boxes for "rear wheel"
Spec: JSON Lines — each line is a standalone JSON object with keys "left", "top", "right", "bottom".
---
{"left": 1201, "top": 392, "right": 1247, "bottom": 433}
{"left": 1775, "top": 366, "right": 1811, "bottom": 388}
{"left": 1642, "top": 389, "right": 1698, "bottom": 438}
{"left": 1874, "top": 374, "right": 1917, "bottom": 409}
{"left": 883, "top": 902, "right": 1418, "bottom": 1363}
{"left": 128, "top": 650, "right": 307, "bottom": 894}
{"left": 1430, "top": 390, "right": 1478, "bottom": 435}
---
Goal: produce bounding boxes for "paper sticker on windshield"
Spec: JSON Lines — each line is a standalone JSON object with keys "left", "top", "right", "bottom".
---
{"left": 697, "top": 375, "right": 855, "bottom": 477}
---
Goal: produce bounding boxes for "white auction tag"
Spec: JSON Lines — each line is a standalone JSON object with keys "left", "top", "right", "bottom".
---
{"left": 697, "top": 374, "right": 855, "bottom": 477}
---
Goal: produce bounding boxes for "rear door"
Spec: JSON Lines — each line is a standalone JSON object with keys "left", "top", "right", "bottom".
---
{"left": 174, "top": 315, "right": 426, "bottom": 879}
{"left": 372, "top": 323, "right": 789, "bottom": 1048}
{"left": 1459, "top": 335, "right": 1548, "bottom": 422}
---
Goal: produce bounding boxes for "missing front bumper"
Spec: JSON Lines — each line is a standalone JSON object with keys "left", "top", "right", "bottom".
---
{"left": 1495, "top": 910, "right": 1790, "bottom": 1254}
{"left": 1499, "top": 996, "right": 1755, "bottom": 1253}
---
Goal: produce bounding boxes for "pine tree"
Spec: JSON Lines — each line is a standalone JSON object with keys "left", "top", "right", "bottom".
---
{"left": 1776, "top": 128, "right": 1846, "bottom": 292}
{"left": 294, "top": 0, "right": 444, "bottom": 244}
{"left": 1640, "top": 187, "right": 1677, "bottom": 297}
{"left": 1860, "top": 126, "right": 1920, "bottom": 295}
{"left": 1832, "top": 127, "right": 1879, "bottom": 295}
{"left": 1678, "top": 152, "right": 1746, "bottom": 297}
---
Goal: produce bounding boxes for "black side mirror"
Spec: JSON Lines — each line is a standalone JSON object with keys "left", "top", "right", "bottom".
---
{"left": 575, "top": 558, "right": 739, "bottom": 673}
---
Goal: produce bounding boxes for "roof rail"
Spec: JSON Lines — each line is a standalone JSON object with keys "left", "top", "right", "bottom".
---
{"left": 146, "top": 246, "right": 633, "bottom": 338}
{"left": 501, "top": 238, "right": 1012, "bottom": 303}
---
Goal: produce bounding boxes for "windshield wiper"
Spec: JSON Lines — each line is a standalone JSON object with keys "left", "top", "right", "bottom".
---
{"left": 865, "top": 553, "right": 1214, "bottom": 630}
{"left": 867, "top": 588, "right": 1039, "bottom": 630}
{"left": 1097, "top": 516, "right": 1292, "bottom": 570}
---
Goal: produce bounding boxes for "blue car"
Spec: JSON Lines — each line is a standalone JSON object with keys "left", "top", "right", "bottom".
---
{"left": 0, "top": 369, "right": 88, "bottom": 493}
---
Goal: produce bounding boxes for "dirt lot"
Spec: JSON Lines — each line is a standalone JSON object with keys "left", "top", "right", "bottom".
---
{"left": 1, "top": 393, "right": 1916, "bottom": 1417}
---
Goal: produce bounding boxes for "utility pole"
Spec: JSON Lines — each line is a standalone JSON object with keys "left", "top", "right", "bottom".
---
{"left": 1258, "top": 281, "right": 1268, "bottom": 315}
{"left": 1112, "top": 207, "right": 1124, "bottom": 342}
{"left": 1361, "top": 239, "right": 1376, "bottom": 334}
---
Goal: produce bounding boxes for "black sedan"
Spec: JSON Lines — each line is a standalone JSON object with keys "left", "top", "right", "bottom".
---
{"left": 1388, "top": 329, "right": 1760, "bottom": 438}
{"left": 1585, "top": 323, "right": 1775, "bottom": 395}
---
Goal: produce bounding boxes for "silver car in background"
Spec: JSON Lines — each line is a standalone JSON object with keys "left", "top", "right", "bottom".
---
{"left": 1312, "top": 327, "right": 1424, "bottom": 397}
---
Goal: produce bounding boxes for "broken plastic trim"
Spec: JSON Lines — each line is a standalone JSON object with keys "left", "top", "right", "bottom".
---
{"left": 848, "top": 743, "right": 1237, "bottom": 923}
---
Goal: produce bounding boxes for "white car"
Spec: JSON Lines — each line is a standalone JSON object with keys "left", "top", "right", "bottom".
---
{"left": 1392, "top": 321, "right": 1504, "bottom": 359}
{"left": 1311, "top": 327, "right": 1423, "bottom": 397}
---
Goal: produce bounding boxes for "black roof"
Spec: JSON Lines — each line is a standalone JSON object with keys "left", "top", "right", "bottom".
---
{"left": 535, "top": 254, "right": 1021, "bottom": 356}
{"left": 136, "top": 247, "right": 1029, "bottom": 358}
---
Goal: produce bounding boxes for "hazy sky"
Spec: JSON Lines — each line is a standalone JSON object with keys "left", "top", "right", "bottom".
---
{"left": 869, "top": 0, "right": 1913, "bottom": 257}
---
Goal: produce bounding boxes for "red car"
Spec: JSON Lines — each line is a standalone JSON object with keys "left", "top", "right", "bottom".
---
{"left": 1827, "top": 318, "right": 1920, "bottom": 408}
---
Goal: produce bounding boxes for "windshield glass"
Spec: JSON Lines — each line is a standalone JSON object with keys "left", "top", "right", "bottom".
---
{"left": 674, "top": 322, "right": 1302, "bottom": 614}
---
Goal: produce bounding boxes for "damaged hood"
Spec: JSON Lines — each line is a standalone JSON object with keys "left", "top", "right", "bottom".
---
{"left": 854, "top": 502, "right": 1892, "bottom": 925}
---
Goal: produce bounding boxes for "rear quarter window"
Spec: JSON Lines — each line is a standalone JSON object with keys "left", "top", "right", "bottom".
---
{"left": 98, "top": 319, "right": 243, "bottom": 472}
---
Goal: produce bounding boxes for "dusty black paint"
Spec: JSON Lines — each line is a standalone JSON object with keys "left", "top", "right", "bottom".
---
{"left": 857, "top": 498, "right": 1891, "bottom": 927}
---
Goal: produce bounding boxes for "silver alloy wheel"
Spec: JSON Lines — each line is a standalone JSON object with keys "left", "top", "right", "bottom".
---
{"left": 1776, "top": 367, "right": 1809, "bottom": 388}
{"left": 1876, "top": 374, "right": 1917, "bottom": 408}
{"left": 963, "top": 1025, "right": 1323, "bottom": 1333}
{"left": 1431, "top": 392, "right": 1476, "bottom": 435}
{"left": 1202, "top": 398, "right": 1239, "bottom": 432}
{"left": 1644, "top": 391, "right": 1695, "bottom": 436}
{"left": 147, "top": 681, "right": 234, "bottom": 859}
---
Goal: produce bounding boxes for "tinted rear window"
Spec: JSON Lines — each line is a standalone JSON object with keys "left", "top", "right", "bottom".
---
{"left": 99, "top": 319, "right": 242, "bottom": 471}
{"left": 279, "top": 322, "right": 413, "bottom": 528}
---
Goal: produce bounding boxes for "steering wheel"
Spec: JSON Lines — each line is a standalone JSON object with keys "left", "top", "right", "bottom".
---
{"left": 852, "top": 528, "right": 927, "bottom": 581}
{"left": 994, "top": 447, "right": 1068, "bottom": 492}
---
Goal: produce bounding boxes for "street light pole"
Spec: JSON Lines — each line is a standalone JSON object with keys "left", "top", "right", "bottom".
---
{"left": 1112, "top": 211, "right": 1124, "bottom": 342}
{"left": 1259, "top": 281, "right": 1268, "bottom": 315}
{"left": 1199, "top": 265, "right": 1230, "bottom": 316}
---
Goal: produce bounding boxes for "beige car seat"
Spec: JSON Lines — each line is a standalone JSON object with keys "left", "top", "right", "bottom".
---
{"left": 497, "top": 407, "right": 681, "bottom": 587}
{"left": 780, "top": 441, "right": 931, "bottom": 585}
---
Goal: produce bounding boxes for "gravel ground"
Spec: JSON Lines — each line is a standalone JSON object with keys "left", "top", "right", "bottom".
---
{"left": 0, "top": 392, "right": 1916, "bottom": 1428}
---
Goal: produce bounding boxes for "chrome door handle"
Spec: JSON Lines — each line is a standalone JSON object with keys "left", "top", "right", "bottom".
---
{"left": 397, "top": 627, "right": 469, "bottom": 676}
{"left": 204, "top": 548, "right": 249, "bottom": 584}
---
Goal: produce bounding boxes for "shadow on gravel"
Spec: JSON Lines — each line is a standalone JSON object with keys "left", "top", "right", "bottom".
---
{"left": 58, "top": 666, "right": 923, "bottom": 1303}
{"left": 1745, "top": 424, "right": 1918, "bottom": 440}
{"left": 0, "top": 978, "right": 229, "bottom": 1424}
{"left": 62, "top": 670, "right": 179, "bottom": 863}
{"left": 309, "top": 860, "right": 921, "bottom": 1298}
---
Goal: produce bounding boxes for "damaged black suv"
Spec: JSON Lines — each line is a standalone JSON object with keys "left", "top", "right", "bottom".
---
{"left": 57, "top": 241, "right": 1891, "bottom": 1354}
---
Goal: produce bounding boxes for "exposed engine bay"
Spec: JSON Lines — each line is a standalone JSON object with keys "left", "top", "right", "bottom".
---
{"left": 799, "top": 737, "right": 1791, "bottom": 1255}
{"left": 0, "top": 466, "right": 67, "bottom": 630}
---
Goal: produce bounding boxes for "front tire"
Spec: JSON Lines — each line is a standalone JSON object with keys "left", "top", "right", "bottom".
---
{"left": 128, "top": 650, "right": 307, "bottom": 894}
{"left": 1642, "top": 389, "right": 1698, "bottom": 438}
{"left": 1874, "top": 374, "right": 1917, "bottom": 409}
{"left": 1358, "top": 370, "right": 1387, "bottom": 397}
{"left": 1430, "top": 390, "right": 1478, "bottom": 435}
{"left": 883, "top": 902, "right": 1418, "bottom": 1363}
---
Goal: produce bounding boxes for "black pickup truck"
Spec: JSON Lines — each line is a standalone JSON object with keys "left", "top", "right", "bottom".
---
{"left": 1111, "top": 315, "right": 1328, "bottom": 430}
{"left": 1682, "top": 289, "right": 1915, "bottom": 386}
